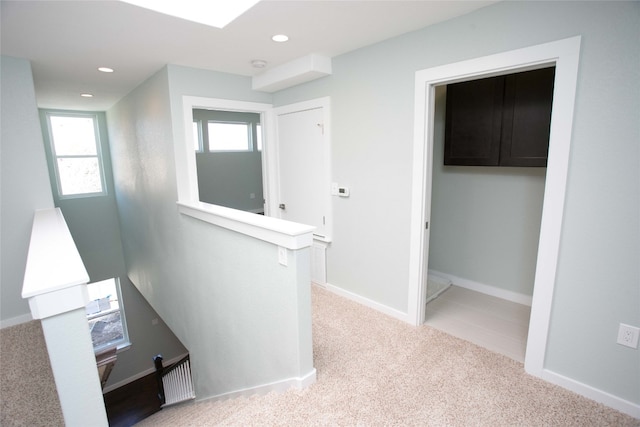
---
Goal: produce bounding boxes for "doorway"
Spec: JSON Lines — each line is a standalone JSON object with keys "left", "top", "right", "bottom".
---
{"left": 422, "top": 81, "right": 547, "bottom": 363}
{"left": 408, "top": 37, "right": 581, "bottom": 378}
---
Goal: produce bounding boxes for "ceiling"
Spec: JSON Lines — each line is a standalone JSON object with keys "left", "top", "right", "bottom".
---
{"left": 1, "top": 0, "right": 496, "bottom": 111}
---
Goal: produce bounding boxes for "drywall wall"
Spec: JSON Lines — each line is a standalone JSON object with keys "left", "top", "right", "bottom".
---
{"left": 107, "top": 65, "right": 313, "bottom": 400}
{"left": 0, "top": 55, "right": 54, "bottom": 324}
{"left": 273, "top": 1, "right": 639, "bottom": 406}
{"left": 428, "top": 86, "right": 546, "bottom": 297}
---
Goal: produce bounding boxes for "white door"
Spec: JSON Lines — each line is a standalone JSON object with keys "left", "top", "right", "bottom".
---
{"left": 276, "top": 106, "right": 328, "bottom": 238}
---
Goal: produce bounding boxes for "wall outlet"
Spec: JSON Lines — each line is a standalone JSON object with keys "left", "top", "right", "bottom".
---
{"left": 278, "top": 246, "right": 288, "bottom": 266}
{"left": 616, "top": 323, "right": 639, "bottom": 349}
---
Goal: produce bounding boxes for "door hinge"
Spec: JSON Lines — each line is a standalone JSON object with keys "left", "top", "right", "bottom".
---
{"left": 425, "top": 221, "right": 429, "bottom": 230}
{"left": 323, "top": 216, "right": 326, "bottom": 225}
{"left": 317, "top": 123, "right": 324, "bottom": 135}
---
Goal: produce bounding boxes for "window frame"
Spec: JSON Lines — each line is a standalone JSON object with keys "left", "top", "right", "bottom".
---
{"left": 86, "top": 277, "right": 131, "bottom": 353}
{"left": 44, "top": 111, "right": 108, "bottom": 199}
{"left": 206, "top": 120, "right": 253, "bottom": 152}
{"left": 193, "top": 120, "right": 203, "bottom": 152}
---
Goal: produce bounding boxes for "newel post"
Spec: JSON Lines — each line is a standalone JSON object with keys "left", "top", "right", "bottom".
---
{"left": 22, "top": 208, "right": 108, "bottom": 427}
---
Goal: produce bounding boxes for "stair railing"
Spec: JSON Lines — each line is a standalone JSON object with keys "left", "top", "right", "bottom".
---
{"left": 154, "top": 354, "right": 195, "bottom": 407}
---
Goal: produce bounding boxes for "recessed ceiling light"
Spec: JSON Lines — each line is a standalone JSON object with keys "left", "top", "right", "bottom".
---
{"left": 272, "top": 34, "right": 289, "bottom": 43}
{"left": 81, "top": 93, "right": 94, "bottom": 98}
{"left": 98, "top": 67, "right": 114, "bottom": 73}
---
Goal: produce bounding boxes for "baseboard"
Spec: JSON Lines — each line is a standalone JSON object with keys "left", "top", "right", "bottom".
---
{"left": 322, "top": 282, "right": 411, "bottom": 323}
{"left": 197, "top": 368, "right": 317, "bottom": 403}
{"left": 102, "top": 352, "right": 189, "bottom": 394}
{"left": 541, "top": 369, "right": 640, "bottom": 419}
{"left": 0, "top": 313, "right": 33, "bottom": 329}
{"left": 428, "top": 270, "right": 532, "bottom": 306}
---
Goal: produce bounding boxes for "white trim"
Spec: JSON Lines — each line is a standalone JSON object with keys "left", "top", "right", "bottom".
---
{"left": 179, "top": 96, "right": 277, "bottom": 216}
{"left": 409, "top": 37, "right": 581, "bottom": 382}
{"left": 322, "top": 283, "right": 411, "bottom": 323}
{"left": 22, "top": 208, "right": 91, "bottom": 320}
{"left": 273, "top": 97, "right": 333, "bottom": 242}
{"left": 196, "top": 368, "right": 317, "bottom": 403}
{"left": 429, "top": 270, "right": 532, "bottom": 306}
{"left": 22, "top": 208, "right": 90, "bottom": 299}
{"left": 178, "top": 97, "right": 318, "bottom": 249}
{"left": 177, "top": 201, "right": 314, "bottom": 250}
{"left": 0, "top": 313, "right": 33, "bottom": 329}
{"left": 541, "top": 369, "right": 640, "bottom": 419}
{"left": 102, "top": 352, "right": 189, "bottom": 394}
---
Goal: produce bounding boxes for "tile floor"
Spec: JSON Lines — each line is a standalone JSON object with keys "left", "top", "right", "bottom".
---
{"left": 424, "top": 285, "right": 531, "bottom": 363}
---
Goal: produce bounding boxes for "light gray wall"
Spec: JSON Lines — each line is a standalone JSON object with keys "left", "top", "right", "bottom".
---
{"left": 0, "top": 56, "right": 54, "bottom": 323}
{"left": 193, "top": 109, "right": 264, "bottom": 212}
{"left": 107, "top": 65, "right": 313, "bottom": 400}
{"left": 273, "top": 2, "right": 639, "bottom": 405}
{"left": 429, "top": 86, "right": 546, "bottom": 296}
{"left": 38, "top": 110, "right": 187, "bottom": 387}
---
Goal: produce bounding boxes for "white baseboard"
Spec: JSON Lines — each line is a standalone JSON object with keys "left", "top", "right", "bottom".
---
{"left": 0, "top": 313, "right": 33, "bottom": 329}
{"left": 429, "top": 270, "right": 532, "bottom": 306}
{"left": 322, "top": 282, "right": 411, "bottom": 323}
{"left": 102, "top": 352, "right": 189, "bottom": 394}
{"left": 542, "top": 369, "right": 640, "bottom": 419}
{"left": 197, "top": 368, "right": 317, "bottom": 403}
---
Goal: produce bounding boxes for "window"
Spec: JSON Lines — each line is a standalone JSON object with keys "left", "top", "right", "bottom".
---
{"left": 85, "top": 278, "right": 129, "bottom": 352}
{"left": 45, "top": 112, "right": 106, "bottom": 198}
{"left": 208, "top": 121, "right": 251, "bottom": 151}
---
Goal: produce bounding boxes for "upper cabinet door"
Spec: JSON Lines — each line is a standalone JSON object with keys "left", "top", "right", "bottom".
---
{"left": 444, "top": 67, "right": 555, "bottom": 167}
{"left": 444, "top": 75, "right": 504, "bottom": 166}
{"left": 500, "top": 67, "right": 555, "bottom": 167}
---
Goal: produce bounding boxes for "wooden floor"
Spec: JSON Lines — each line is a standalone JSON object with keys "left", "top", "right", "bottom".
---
{"left": 424, "top": 285, "right": 531, "bottom": 362}
{"left": 104, "top": 373, "right": 162, "bottom": 427}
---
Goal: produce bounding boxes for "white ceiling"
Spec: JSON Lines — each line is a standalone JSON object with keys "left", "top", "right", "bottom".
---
{"left": 1, "top": 0, "right": 496, "bottom": 111}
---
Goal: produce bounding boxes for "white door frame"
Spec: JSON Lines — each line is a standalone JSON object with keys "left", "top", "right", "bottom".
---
{"left": 273, "top": 97, "right": 333, "bottom": 241}
{"left": 407, "top": 37, "right": 581, "bottom": 378}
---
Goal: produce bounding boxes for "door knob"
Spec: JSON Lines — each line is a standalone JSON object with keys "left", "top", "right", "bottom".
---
{"left": 279, "top": 203, "right": 286, "bottom": 210}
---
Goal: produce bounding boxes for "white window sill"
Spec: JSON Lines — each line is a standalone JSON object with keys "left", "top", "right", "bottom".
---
{"left": 95, "top": 341, "right": 131, "bottom": 356}
{"left": 177, "top": 201, "right": 315, "bottom": 250}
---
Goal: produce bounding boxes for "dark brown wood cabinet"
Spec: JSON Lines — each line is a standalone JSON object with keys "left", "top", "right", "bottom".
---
{"left": 444, "top": 67, "right": 555, "bottom": 167}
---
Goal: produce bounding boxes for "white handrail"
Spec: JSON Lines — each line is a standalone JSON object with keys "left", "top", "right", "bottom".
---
{"left": 22, "top": 208, "right": 89, "bottom": 301}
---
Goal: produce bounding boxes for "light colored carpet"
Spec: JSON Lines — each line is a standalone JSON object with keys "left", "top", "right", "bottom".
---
{"left": 0, "top": 320, "right": 64, "bottom": 427}
{"left": 137, "top": 286, "right": 639, "bottom": 426}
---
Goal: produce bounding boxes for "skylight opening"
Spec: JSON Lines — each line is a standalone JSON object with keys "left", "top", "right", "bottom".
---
{"left": 119, "top": 0, "right": 261, "bottom": 28}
